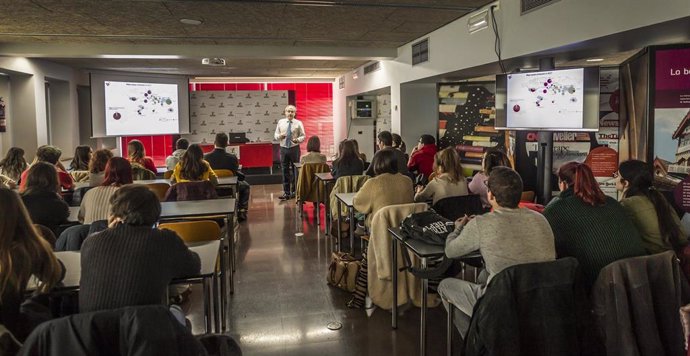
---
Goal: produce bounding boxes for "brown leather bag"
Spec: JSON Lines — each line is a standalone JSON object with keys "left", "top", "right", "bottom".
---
{"left": 327, "top": 252, "right": 360, "bottom": 292}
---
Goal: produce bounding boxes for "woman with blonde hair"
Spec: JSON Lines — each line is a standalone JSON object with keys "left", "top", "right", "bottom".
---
{"left": 414, "top": 147, "right": 468, "bottom": 204}
{"left": 126, "top": 139, "right": 157, "bottom": 174}
{"left": 0, "top": 147, "right": 27, "bottom": 183}
{"left": 0, "top": 187, "right": 63, "bottom": 341}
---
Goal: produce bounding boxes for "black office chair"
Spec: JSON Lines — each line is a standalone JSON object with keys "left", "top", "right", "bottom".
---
{"left": 432, "top": 194, "right": 485, "bottom": 221}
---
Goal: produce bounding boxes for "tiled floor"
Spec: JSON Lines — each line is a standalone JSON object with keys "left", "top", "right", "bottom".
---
{"left": 187, "top": 184, "right": 457, "bottom": 355}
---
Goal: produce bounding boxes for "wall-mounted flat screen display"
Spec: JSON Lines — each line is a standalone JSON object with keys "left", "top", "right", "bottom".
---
{"left": 495, "top": 67, "right": 599, "bottom": 131}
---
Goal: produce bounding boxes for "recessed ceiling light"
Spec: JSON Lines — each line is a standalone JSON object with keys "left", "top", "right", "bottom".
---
{"left": 586, "top": 58, "right": 605, "bottom": 62}
{"left": 180, "top": 18, "right": 203, "bottom": 25}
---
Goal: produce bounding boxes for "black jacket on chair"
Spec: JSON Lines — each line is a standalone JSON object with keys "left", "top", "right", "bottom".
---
{"left": 463, "top": 257, "right": 601, "bottom": 356}
{"left": 19, "top": 305, "right": 206, "bottom": 356}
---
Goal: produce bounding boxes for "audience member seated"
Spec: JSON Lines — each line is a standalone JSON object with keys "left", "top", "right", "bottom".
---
{"left": 79, "top": 157, "right": 133, "bottom": 224}
{"left": 468, "top": 149, "right": 512, "bottom": 209}
{"left": 68, "top": 145, "right": 92, "bottom": 171}
{"left": 391, "top": 133, "right": 407, "bottom": 160}
{"left": 300, "top": 135, "right": 327, "bottom": 164}
{"left": 414, "top": 147, "right": 468, "bottom": 204}
{"left": 204, "top": 133, "right": 251, "bottom": 221}
{"left": 365, "top": 131, "right": 409, "bottom": 177}
{"left": 165, "top": 138, "right": 189, "bottom": 171}
{"left": 0, "top": 188, "right": 64, "bottom": 342}
{"left": 351, "top": 139, "right": 368, "bottom": 165}
{"left": 88, "top": 149, "right": 114, "bottom": 187}
{"left": 79, "top": 185, "right": 201, "bottom": 313}
{"left": 172, "top": 144, "right": 218, "bottom": 186}
{"left": 20, "top": 162, "right": 70, "bottom": 235}
{"left": 353, "top": 149, "right": 414, "bottom": 227}
{"left": 543, "top": 162, "right": 646, "bottom": 289}
{"left": 19, "top": 145, "right": 74, "bottom": 191}
{"left": 0, "top": 147, "right": 27, "bottom": 183}
{"left": 331, "top": 140, "right": 364, "bottom": 180}
{"left": 407, "top": 134, "right": 437, "bottom": 180}
{"left": 616, "top": 159, "right": 688, "bottom": 254}
{"left": 438, "top": 167, "right": 556, "bottom": 338}
{"left": 126, "top": 139, "right": 157, "bottom": 174}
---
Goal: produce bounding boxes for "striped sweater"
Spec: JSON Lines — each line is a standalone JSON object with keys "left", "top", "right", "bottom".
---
{"left": 543, "top": 188, "right": 646, "bottom": 288}
{"left": 79, "top": 224, "right": 200, "bottom": 313}
{"left": 78, "top": 185, "right": 120, "bottom": 224}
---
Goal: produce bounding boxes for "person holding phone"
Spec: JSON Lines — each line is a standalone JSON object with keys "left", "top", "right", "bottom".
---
{"left": 274, "top": 105, "right": 305, "bottom": 200}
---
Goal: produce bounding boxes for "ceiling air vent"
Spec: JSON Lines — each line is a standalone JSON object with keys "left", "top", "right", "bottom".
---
{"left": 521, "top": 0, "right": 560, "bottom": 15}
{"left": 363, "top": 61, "right": 381, "bottom": 75}
{"left": 411, "top": 38, "right": 429, "bottom": 65}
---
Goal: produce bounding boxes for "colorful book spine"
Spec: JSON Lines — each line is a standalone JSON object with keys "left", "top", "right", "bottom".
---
{"left": 465, "top": 151, "right": 484, "bottom": 159}
{"left": 474, "top": 125, "right": 498, "bottom": 133}
{"left": 455, "top": 144, "right": 484, "bottom": 153}
{"left": 472, "top": 141, "right": 498, "bottom": 148}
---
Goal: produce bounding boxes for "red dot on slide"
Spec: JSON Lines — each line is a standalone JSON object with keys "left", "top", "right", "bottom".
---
{"left": 513, "top": 105, "right": 520, "bottom": 112}
{"left": 113, "top": 113, "right": 121, "bottom": 120}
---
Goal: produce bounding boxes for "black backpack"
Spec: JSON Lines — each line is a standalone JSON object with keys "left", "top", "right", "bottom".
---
{"left": 400, "top": 210, "right": 454, "bottom": 246}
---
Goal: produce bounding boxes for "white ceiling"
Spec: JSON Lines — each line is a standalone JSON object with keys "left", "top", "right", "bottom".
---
{"left": 0, "top": 0, "right": 495, "bottom": 77}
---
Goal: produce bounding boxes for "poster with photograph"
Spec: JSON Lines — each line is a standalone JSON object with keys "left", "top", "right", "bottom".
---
{"left": 652, "top": 47, "right": 690, "bottom": 193}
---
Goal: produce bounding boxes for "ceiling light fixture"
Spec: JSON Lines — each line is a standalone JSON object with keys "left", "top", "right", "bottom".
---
{"left": 586, "top": 58, "right": 605, "bottom": 62}
{"left": 468, "top": 9, "right": 489, "bottom": 34}
{"left": 180, "top": 18, "right": 203, "bottom": 25}
{"left": 99, "top": 55, "right": 181, "bottom": 59}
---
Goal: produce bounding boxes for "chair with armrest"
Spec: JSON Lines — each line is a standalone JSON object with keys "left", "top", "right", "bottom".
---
{"left": 146, "top": 182, "right": 171, "bottom": 202}
{"left": 158, "top": 220, "right": 223, "bottom": 333}
{"left": 295, "top": 163, "right": 330, "bottom": 218}
{"left": 432, "top": 194, "right": 485, "bottom": 221}
{"left": 163, "top": 170, "right": 174, "bottom": 179}
{"left": 214, "top": 169, "right": 234, "bottom": 178}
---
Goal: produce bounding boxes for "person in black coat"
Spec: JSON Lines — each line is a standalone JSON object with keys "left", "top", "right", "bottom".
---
{"left": 331, "top": 139, "right": 364, "bottom": 180}
{"left": 203, "top": 133, "right": 251, "bottom": 221}
{"left": 20, "top": 162, "right": 69, "bottom": 236}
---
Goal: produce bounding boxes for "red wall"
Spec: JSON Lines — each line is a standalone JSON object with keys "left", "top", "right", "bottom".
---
{"left": 123, "top": 82, "right": 334, "bottom": 167}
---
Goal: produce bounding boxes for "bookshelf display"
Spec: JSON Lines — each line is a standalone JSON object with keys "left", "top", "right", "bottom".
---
{"left": 437, "top": 83, "right": 507, "bottom": 171}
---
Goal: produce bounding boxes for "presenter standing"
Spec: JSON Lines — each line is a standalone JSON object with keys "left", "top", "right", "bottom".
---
{"left": 274, "top": 105, "right": 305, "bottom": 200}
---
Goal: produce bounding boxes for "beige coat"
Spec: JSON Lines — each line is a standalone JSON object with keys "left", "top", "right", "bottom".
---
{"left": 329, "top": 175, "right": 369, "bottom": 219}
{"left": 353, "top": 173, "right": 414, "bottom": 227}
{"left": 368, "top": 203, "right": 438, "bottom": 309}
{"left": 295, "top": 163, "right": 330, "bottom": 203}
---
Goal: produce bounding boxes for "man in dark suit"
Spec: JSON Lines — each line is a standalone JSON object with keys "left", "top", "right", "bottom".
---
{"left": 204, "top": 133, "right": 250, "bottom": 221}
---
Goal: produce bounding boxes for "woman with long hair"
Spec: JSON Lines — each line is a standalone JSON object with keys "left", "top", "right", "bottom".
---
{"left": 1, "top": 187, "right": 63, "bottom": 341}
{"left": 616, "top": 160, "right": 687, "bottom": 254}
{"left": 171, "top": 144, "right": 217, "bottom": 184}
{"left": 300, "top": 136, "right": 327, "bottom": 164}
{"left": 0, "top": 147, "right": 28, "bottom": 182}
{"left": 79, "top": 157, "right": 133, "bottom": 224}
{"left": 391, "top": 133, "right": 406, "bottom": 155}
{"left": 20, "top": 162, "right": 70, "bottom": 235}
{"left": 543, "top": 162, "right": 646, "bottom": 288}
{"left": 414, "top": 147, "right": 468, "bottom": 204}
{"left": 126, "top": 139, "right": 157, "bottom": 174}
{"left": 69, "top": 145, "right": 92, "bottom": 171}
{"left": 469, "top": 149, "right": 512, "bottom": 208}
{"left": 88, "top": 149, "right": 114, "bottom": 187}
{"left": 331, "top": 139, "right": 364, "bottom": 180}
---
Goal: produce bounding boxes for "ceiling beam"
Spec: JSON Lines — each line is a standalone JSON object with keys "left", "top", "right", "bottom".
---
{"left": 144, "top": 0, "right": 476, "bottom": 11}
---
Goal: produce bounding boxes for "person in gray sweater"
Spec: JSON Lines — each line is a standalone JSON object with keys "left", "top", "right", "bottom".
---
{"left": 80, "top": 185, "right": 200, "bottom": 313}
{"left": 438, "top": 167, "right": 556, "bottom": 338}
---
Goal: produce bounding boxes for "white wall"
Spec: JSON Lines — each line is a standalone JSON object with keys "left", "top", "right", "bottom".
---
{"left": 399, "top": 83, "right": 438, "bottom": 152}
{"left": 0, "top": 76, "right": 10, "bottom": 153}
{"left": 0, "top": 58, "right": 79, "bottom": 161}
{"left": 333, "top": 0, "right": 690, "bottom": 143}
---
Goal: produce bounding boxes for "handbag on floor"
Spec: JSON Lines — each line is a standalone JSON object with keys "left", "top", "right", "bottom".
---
{"left": 327, "top": 252, "right": 360, "bottom": 293}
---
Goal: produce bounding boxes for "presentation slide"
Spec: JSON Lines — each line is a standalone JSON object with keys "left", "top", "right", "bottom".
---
{"left": 506, "top": 68, "right": 585, "bottom": 129}
{"left": 104, "top": 81, "right": 179, "bottom": 136}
